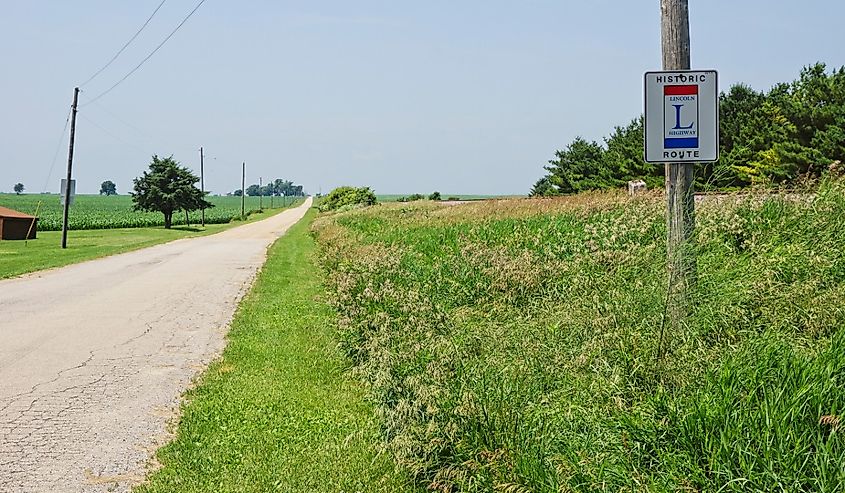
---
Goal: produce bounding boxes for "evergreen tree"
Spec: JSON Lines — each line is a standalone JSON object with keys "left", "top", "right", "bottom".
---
{"left": 532, "top": 63, "right": 845, "bottom": 194}
{"left": 545, "top": 137, "right": 607, "bottom": 194}
{"left": 529, "top": 176, "right": 557, "bottom": 197}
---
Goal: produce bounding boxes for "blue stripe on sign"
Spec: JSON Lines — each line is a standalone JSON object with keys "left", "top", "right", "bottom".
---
{"left": 665, "top": 137, "right": 699, "bottom": 149}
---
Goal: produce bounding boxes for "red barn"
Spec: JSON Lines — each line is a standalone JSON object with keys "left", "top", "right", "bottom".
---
{"left": 0, "top": 206, "right": 38, "bottom": 240}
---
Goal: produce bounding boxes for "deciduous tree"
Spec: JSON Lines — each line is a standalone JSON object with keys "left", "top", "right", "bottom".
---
{"left": 131, "top": 156, "right": 212, "bottom": 229}
{"left": 99, "top": 180, "right": 117, "bottom": 196}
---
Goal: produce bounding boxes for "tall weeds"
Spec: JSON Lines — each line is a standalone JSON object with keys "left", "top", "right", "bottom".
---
{"left": 312, "top": 179, "right": 845, "bottom": 492}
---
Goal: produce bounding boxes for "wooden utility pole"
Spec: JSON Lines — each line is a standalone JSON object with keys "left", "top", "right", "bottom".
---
{"left": 199, "top": 146, "right": 205, "bottom": 227}
{"left": 61, "top": 87, "right": 80, "bottom": 249}
{"left": 241, "top": 162, "right": 246, "bottom": 218}
{"left": 661, "top": 0, "right": 696, "bottom": 337}
{"left": 259, "top": 176, "right": 263, "bottom": 210}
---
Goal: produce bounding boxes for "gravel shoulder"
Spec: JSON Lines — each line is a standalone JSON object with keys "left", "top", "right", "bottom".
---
{"left": 0, "top": 197, "right": 312, "bottom": 493}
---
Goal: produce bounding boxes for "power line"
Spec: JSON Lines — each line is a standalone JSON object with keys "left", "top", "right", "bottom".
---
{"left": 80, "top": 93, "right": 154, "bottom": 140}
{"left": 79, "top": 0, "right": 169, "bottom": 87}
{"left": 78, "top": 113, "right": 154, "bottom": 157}
{"left": 81, "top": 0, "right": 208, "bottom": 106}
{"left": 42, "top": 105, "right": 73, "bottom": 193}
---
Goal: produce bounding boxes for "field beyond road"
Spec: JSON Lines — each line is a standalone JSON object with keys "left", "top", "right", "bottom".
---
{"left": 0, "top": 193, "right": 288, "bottom": 230}
{"left": 0, "top": 198, "right": 311, "bottom": 493}
{"left": 0, "top": 201, "right": 302, "bottom": 280}
{"left": 312, "top": 180, "right": 845, "bottom": 491}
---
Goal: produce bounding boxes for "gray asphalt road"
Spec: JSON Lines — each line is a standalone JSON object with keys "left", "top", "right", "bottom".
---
{"left": 0, "top": 197, "right": 312, "bottom": 492}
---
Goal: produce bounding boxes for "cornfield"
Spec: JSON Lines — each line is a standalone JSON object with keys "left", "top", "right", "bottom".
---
{"left": 0, "top": 194, "right": 289, "bottom": 230}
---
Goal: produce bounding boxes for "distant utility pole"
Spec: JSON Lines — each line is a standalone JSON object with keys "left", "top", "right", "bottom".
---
{"left": 241, "top": 162, "right": 246, "bottom": 219}
{"left": 661, "top": 0, "right": 696, "bottom": 333}
{"left": 259, "top": 176, "right": 263, "bottom": 210}
{"left": 199, "top": 146, "right": 205, "bottom": 227}
{"left": 61, "top": 87, "right": 80, "bottom": 249}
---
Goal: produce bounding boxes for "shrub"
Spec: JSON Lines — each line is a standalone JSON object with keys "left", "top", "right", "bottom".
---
{"left": 318, "top": 186, "right": 377, "bottom": 212}
{"left": 428, "top": 191, "right": 442, "bottom": 201}
{"left": 396, "top": 194, "right": 425, "bottom": 203}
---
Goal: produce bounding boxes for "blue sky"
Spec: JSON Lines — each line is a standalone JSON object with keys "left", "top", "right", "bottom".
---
{"left": 2, "top": 1, "right": 844, "bottom": 195}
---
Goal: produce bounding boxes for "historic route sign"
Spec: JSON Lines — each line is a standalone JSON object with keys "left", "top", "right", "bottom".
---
{"left": 644, "top": 70, "right": 719, "bottom": 163}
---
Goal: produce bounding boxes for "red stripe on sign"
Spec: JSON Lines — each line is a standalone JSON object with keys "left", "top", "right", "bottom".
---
{"left": 664, "top": 85, "right": 698, "bottom": 95}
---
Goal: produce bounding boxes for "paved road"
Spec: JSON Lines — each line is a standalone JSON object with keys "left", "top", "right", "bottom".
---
{"left": 0, "top": 198, "right": 312, "bottom": 492}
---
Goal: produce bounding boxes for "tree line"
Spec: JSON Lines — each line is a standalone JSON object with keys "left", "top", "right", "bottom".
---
{"left": 396, "top": 191, "right": 445, "bottom": 202}
{"left": 532, "top": 63, "right": 845, "bottom": 196}
{"left": 234, "top": 179, "right": 304, "bottom": 197}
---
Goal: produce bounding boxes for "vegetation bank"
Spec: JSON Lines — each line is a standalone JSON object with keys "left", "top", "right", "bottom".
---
{"left": 312, "top": 178, "right": 845, "bottom": 492}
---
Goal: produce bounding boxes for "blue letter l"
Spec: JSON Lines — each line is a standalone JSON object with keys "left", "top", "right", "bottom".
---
{"left": 672, "top": 104, "right": 694, "bottom": 130}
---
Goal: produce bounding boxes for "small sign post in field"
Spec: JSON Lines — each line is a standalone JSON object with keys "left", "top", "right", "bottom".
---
{"left": 59, "top": 179, "right": 76, "bottom": 207}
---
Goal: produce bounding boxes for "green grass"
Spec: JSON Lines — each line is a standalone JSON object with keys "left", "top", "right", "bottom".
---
{"left": 0, "top": 203, "right": 300, "bottom": 280}
{"left": 312, "top": 179, "right": 845, "bottom": 491}
{"left": 0, "top": 193, "right": 302, "bottom": 230}
{"left": 137, "top": 208, "right": 413, "bottom": 493}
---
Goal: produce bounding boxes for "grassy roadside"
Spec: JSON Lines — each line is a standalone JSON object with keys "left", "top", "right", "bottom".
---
{"left": 137, "top": 208, "right": 412, "bottom": 493}
{"left": 0, "top": 202, "right": 301, "bottom": 280}
{"left": 312, "top": 180, "right": 845, "bottom": 491}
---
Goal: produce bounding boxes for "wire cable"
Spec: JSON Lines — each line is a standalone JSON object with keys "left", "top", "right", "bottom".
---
{"left": 42, "top": 105, "right": 73, "bottom": 193}
{"left": 79, "top": 0, "right": 169, "bottom": 87}
{"left": 79, "top": 113, "right": 154, "bottom": 156}
{"left": 80, "top": 93, "right": 154, "bottom": 140}
{"left": 81, "top": 0, "right": 208, "bottom": 106}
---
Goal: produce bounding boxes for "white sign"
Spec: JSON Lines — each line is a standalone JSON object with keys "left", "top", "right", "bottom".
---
{"left": 60, "top": 179, "right": 76, "bottom": 206}
{"left": 644, "top": 70, "right": 719, "bottom": 163}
